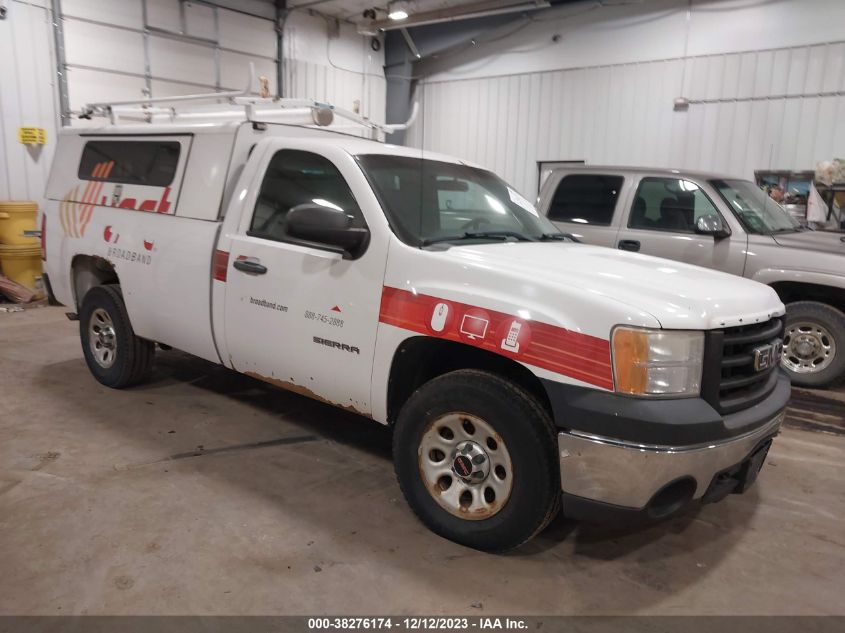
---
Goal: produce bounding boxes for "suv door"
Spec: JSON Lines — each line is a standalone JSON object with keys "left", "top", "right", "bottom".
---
{"left": 615, "top": 176, "right": 747, "bottom": 275}
{"left": 222, "top": 142, "right": 387, "bottom": 416}
{"left": 540, "top": 172, "right": 628, "bottom": 247}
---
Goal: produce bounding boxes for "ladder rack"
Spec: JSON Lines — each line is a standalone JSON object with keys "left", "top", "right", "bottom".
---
{"left": 78, "top": 63, "right": 417, "bottom": 140}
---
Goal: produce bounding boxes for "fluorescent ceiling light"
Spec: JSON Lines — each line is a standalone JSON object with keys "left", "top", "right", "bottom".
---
{"left": 361, "top": 1, "right": 550, "bottom": 33}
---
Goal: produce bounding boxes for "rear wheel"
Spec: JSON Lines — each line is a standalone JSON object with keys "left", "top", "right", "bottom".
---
{"left": 393, "top": 369, "right": 560, "bottom": 551}
{"left": 782, "top": 301, "right": 845, "bottom": 388}
{"left": 79, "top": 285, "right": 154, "bottom": 388}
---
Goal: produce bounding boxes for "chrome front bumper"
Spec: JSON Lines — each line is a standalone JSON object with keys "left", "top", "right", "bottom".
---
{"left": 558, "top": 410, "right": 785, "bottom": 510}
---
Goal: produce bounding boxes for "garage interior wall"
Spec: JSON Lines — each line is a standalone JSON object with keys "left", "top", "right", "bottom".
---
{"left": 0, "top": 0, "right": 386, "bottom": 205}
{"left": 0, "top": 0, "right": 59, "bottom": 207}
{"left": 283, "top": 11, "right": 386, "bottom": 126}
{"left": 406, "top": 0, "right": 845, "bottom": 197}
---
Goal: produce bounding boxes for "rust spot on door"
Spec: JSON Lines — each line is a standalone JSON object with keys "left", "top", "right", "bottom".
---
{"left": 244, "top": 371, "right": 366, "bottom": 416}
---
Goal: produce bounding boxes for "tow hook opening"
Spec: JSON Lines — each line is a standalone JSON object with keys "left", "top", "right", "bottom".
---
{"left": 646, "top": 477, "right": 696, "bottom": 519}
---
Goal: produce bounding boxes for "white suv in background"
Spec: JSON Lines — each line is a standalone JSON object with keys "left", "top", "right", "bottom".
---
{"left": 538, "top": 166, "right": 845, "bottom": 389}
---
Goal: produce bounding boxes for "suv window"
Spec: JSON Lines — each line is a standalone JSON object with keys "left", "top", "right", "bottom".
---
{"left": 249, "top": 150, "right": 365, "bottom": 244}
{"left": 629, "top": 177, "right": 719, "bottom": 232}
{"left": 78, "top": 140, "right": 180, "bottom": 186}
{"left": 547, "top": 174, "right": 623, "bottom": 225}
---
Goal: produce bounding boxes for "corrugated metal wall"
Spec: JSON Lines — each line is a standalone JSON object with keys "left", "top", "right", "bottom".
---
{"left": 284, "top": 58, "right": 386, "bottom": 125}
{"left": 282, "top": 11, "right": 386, "bottom": 125}
{"left": 0, "top": 0, "right": 58, "bottom": 204}
{"left": 408, "top": 42, "right": 845, "bottom": 197}
{"left": 0, "top": 0, "right": 387, "bottom": 204}
{"left": 62, "top": 0, "right": 279, "bottom": 114}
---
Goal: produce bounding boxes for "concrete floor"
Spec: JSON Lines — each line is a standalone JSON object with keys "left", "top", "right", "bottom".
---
{"left": 1, "top": 305, "right": 844, "bottom": 615}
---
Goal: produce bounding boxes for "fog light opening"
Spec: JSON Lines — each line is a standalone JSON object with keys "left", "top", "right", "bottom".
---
{"left": 647, "top": 478, "right": 696, "bottom": 519}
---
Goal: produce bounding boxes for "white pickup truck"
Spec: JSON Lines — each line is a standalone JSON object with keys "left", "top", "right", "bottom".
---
{"left": 42, "top": 96, "right": 790, "bottom": 551}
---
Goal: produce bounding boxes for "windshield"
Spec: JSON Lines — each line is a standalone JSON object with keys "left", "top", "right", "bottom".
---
{"left": 711, "top": 179, "right": 801, "bottom": 234}
{"left": 357, "top": 155, "right": 561, "bottom": 246}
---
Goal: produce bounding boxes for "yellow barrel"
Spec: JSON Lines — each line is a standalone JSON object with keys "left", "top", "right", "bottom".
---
{"left": 0, "top": 244, "right": 43, "bottom": 298}
{"left": 0, "top": 201, "right": 39, "bottom": 245}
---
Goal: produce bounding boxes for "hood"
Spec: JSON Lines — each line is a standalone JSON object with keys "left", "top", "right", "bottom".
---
{"left": 432, "top": 242, "right": 784, "bottom": 330}
{"left": 772, "top": 230, "right": 845, "bottom": 256}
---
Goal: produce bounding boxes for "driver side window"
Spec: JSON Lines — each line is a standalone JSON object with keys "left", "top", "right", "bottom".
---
{"left": 629, "top": 177, "right": 720, "bottom": 233}
{"left": 249, "top": 150, "right": 365, "bottom": 243}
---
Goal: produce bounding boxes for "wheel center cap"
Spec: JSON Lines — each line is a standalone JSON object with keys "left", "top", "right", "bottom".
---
{"left": 99, "top": 328, "right": 115, "bottom": 347}
{"left": 451, "top": 441, "right": 490, "bottom": 484}
{"left": 795, "top": 338, "right": 817, "bottom": 357}
{"left": 453, "top": 455, "right": 473, "bottom": 477}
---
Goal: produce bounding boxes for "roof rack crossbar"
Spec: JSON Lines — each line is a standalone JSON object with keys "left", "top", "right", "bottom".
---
{"left": 78, "top": 63, "right": 418, "bottom": 138}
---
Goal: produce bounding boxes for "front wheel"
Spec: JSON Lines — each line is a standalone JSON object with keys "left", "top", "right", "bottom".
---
{"left": 393, "top": 370, "right": 560, "bottom": 551}
{"left": 781, "top": 301, "right": 845, "bottom": 388}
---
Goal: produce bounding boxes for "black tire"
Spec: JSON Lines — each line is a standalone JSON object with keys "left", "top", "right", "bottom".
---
{"left": 782, "top": 301, "right": 845, "bottom": 389}
{"left": 79, "top": 285, "right": 154, "bottom": 388}
{"left": 393, "top": 369, "right": 560, "bottom": 552}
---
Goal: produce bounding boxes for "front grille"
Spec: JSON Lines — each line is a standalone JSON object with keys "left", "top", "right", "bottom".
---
{"left": 702, "top": 317, "right": 784, "bottom": 415}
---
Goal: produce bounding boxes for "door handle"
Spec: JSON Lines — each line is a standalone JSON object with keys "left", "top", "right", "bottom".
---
{"left": 618, "top": 239, "right": 641, "bottom": 252}
{"left": 233, "top": 257, "right": 268, "bottom": 275}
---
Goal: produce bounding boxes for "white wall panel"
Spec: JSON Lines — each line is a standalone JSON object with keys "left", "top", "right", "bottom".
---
{"left": 1, "top": 0, "right": 388, "bottom": 204}
{"left": 63, "top": 19, "right": 146, "bottom": 75}
{"left": 283, "top": 58, "right": 386, "bottom": 123}
{"left": 0, "top": 0, "right": 58, "bottom": 204}
{"left": 148, "top": 35, "right": 216, "bottom": 86}
{"left": 48, "top": 1, "right": 377, "bottom": 126}
{"left": 281, "top": 10, "right": 386, "bottom": 129}
{"left": 65, "top": 67, "right": 146, "bottom": 111}
{"left": 145, "top": 0, "right": 181, "bottom": 30}
{"left": 218, "top": 9, "right": 276, "bottom": 58}
{"left": 60, "top": 1, "right": 277, "bottom": 109}
{"left": 409, "top": 0, "right": 845, "bottom": 196}
{"left": 185, "top": 2, "right": 216, "bottom": 40}
{"left": 220, "top": 51, "right": 276, "bottom": 93}
{"left": 62, "top": 0, "right": 143, "bottom": 29}
{"left": 150, "top": 78, "right": 213, "bottom": 98}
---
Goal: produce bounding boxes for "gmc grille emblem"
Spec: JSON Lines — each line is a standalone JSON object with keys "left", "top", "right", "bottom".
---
{"left": 753, "top": 339, "right": 783, "bottom": 372}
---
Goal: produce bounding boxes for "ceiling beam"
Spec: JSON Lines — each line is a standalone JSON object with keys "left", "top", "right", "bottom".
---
{"left": 400, "top": 27, "right": 422, "bottom": 59}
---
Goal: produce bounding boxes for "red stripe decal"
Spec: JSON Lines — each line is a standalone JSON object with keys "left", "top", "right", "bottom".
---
{"left": 378, "top": 286, "right": 614, "bottom": 390}
{"left": 213, "top": 250, "right": 230, "bottom": 282}
{"left": 78, "top": 162, "right": 108, "bottom": 236}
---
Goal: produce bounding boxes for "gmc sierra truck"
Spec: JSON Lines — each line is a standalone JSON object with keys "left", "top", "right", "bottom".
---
{"left": 42, "top": 94, "right": 790, "bottom": 551}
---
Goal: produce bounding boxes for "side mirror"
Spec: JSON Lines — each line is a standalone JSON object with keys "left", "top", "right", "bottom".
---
{"left": 286, "top": 203, "right": 369, "bottom": 259}
{"left": 695, "top": 213, "right": 730, "bottom": 238}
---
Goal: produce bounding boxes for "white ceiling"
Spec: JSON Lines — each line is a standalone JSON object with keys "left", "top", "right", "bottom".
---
{"left": 286, "top": 0, "right": 491, "bottom": 24}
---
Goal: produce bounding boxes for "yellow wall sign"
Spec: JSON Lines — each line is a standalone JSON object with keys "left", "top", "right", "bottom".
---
{"left": 18, "top": 127, "right": 48, "bottom": 145}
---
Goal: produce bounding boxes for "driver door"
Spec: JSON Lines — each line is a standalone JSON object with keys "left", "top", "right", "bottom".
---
{"left": 222, "top": 142, "right": 387, "bottom": 415}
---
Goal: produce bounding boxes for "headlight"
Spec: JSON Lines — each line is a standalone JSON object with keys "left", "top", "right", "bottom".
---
{"left": 612, "top": 327, "right": 704, "bottom": 397}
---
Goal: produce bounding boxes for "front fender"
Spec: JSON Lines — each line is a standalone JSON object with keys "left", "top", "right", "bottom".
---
{"left": 750, "top": 268, "right": 845, "bottom": 290}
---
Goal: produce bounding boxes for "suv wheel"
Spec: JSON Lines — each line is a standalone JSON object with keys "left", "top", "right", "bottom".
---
{"left": 393, "top": 369, "right": 560, "bottom": 551}
{"left": 79, "top": 285, "right": 154, "bottom": 388}
{"left": 782, "top": 301, "right": 845, "bottom": 388}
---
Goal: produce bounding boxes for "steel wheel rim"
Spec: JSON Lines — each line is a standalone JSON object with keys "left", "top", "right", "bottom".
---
{"left": 418, "top": 412, "right": 513, "bottom": 521}
{"left": 782, "top": 321, "right": 836, "bottom": 374}
{"left": 89, "top": 308, "right": 117, "bottom": 369}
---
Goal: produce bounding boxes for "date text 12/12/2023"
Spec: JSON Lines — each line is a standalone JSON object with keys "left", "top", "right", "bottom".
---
{"left": 307, "top": 617, "right": 529, "bottom": 630}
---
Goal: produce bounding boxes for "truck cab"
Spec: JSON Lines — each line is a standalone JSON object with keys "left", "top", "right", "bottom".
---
{"left": 43, "top": 94, "right": 790, "bottom": 551}
{"left": 539, "top": 166, "right": 845, "bottom": 389}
